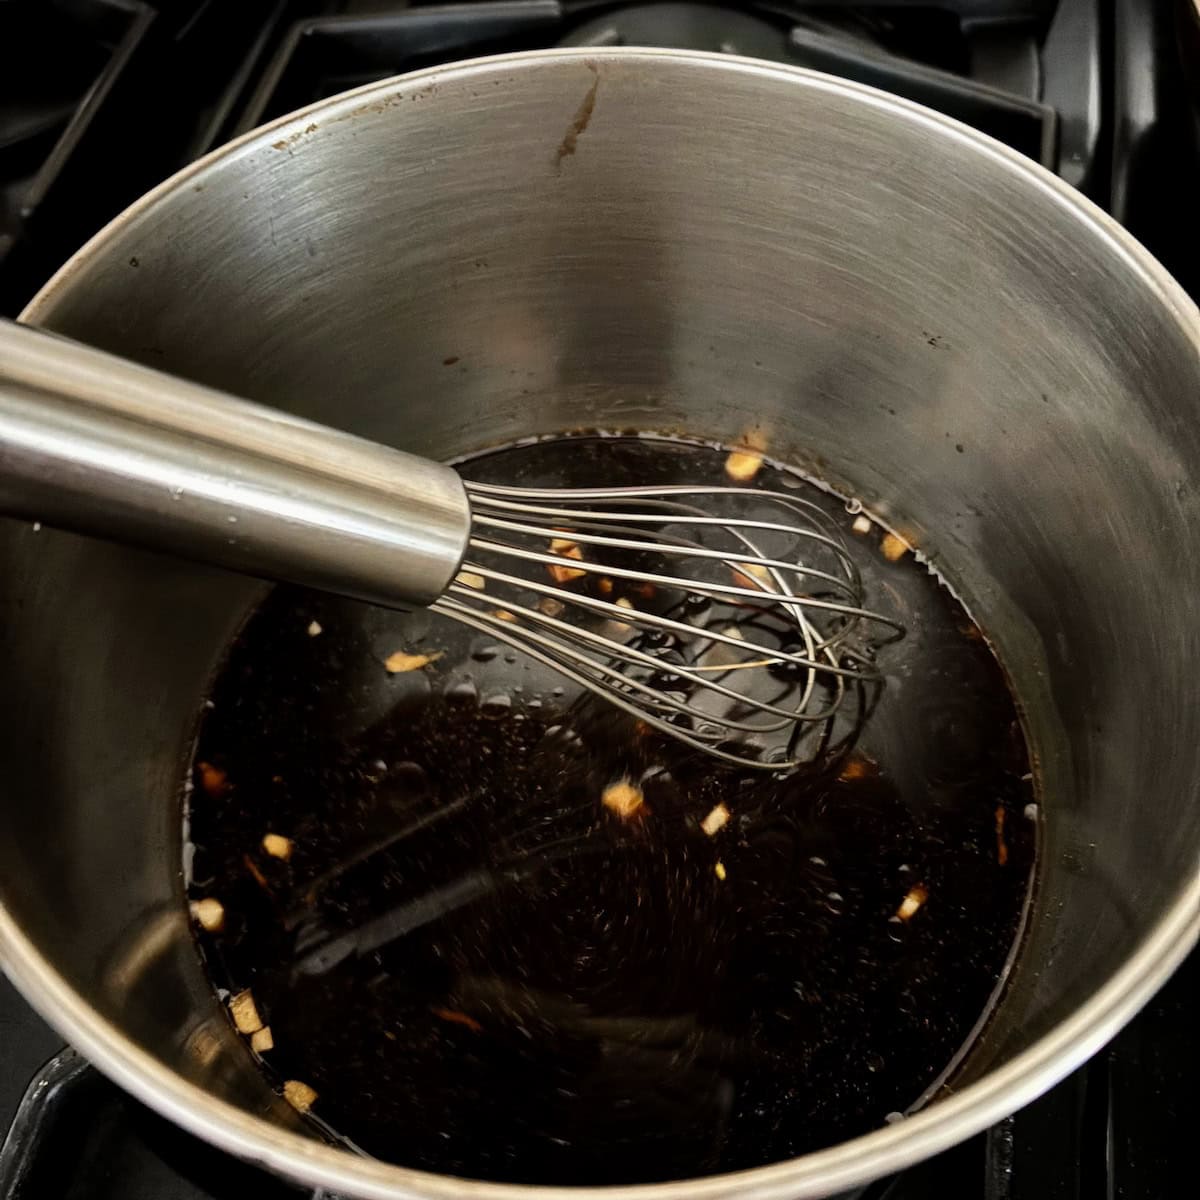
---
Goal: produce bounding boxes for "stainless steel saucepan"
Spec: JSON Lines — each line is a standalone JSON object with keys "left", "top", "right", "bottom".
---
{"left": 1, "top": 48, "right": 1198, "bottom": 1200}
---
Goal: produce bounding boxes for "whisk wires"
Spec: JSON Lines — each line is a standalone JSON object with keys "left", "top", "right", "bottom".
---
{"left": 431, "top": 481, "right": 903, "bottom": 770}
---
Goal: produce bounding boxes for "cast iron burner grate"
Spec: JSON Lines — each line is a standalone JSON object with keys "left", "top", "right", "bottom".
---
{"left": 559, "top": 3, "right": 1058, "bottom": 168}
{"left": 0, "top": 0, "right": 154, "bottom": 275}
{"left": 225, "top": 1, "right": 1084, "bottom": 180}
{"left": 6, "top": 1, "right": 1193, "bottom": 316}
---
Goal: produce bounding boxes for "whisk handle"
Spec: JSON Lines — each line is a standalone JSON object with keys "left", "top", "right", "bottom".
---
{"left": 0, "top": 319, "right": 470, "bottom": 608}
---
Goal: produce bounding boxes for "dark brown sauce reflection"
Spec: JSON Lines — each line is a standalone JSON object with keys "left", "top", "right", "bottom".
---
{"left": 185, "top": 438, "right": 1036, "bottom": 1185}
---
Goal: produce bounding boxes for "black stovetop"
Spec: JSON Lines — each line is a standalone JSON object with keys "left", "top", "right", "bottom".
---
{"left": 2, "top": 3, "right": 1198, "bottom": 1198}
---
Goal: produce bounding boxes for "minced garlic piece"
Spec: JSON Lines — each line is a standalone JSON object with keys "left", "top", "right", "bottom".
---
{"left": 261, "top": 833, "right": 293, "bottom": 860}
{"left": 896, "top": 883, "right": 928, "bottom": 921}
{"left": 609, "top": 595, "right": 635, "bottom": 634}
{"left": 283, "top": 1080, "right": 318, "bottom": 1112}
{"left": 714, "top": 861, "right": 727, "bottom": 881}
{"left": 602, "top": 779, "right": 644, "bottom": 820}
{"left": 384, "top": 650, "right": 443, "bottom": 673}
{"left": 701, "top": 803, "right": 731, "bottom": 836}
{"left": 724, "top": 448, "right": 763, "bottom": 482}
{"left": 547, "top": 537, "right": 587, "bottom": 584}
{"left": 880, "top": 532, "right": 910, "bottom": 562}
{"left": 455, "top": 570, "right": 486, "bottom": 589}
{"left": 229, "top": 989, "right": 263, "bottom": 1034}
{"left": 250, "top": 1026, "right": 274, "bottom": 1053}
{"left": 852, "top": 515, "right": 872, "bottom": 535}
{"left": 306, "top": 620, "right": 322, "bottom": 637}
{"left": 189, "top": 897, "right": 225, "bottom": 932}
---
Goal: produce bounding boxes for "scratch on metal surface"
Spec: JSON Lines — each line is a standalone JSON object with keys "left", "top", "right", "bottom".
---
{"left": 554, "top": 65, "right": 600, "bottom": 170}
{"left": 270, "top": 123, "right": 320, "bottom": 152}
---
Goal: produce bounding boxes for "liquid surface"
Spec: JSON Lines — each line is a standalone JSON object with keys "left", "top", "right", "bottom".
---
{"left": 185, "top": 437, "right": 1036, "bottom": 1185}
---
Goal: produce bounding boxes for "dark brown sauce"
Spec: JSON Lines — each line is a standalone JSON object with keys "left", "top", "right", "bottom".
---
{"left": 185, "top": 437, "right": 1036, "bottom": 1185}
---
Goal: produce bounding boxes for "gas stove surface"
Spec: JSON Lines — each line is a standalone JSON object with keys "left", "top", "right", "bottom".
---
{"left": 1, "top": 2, "right": 1198, "bottom": 1198}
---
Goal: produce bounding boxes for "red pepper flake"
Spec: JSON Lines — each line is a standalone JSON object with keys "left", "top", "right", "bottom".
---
{"left": 839, "top": 754, "right": 878, "bottom": 782}
{"left": 995, "top": 805, "right": 1009, "bottom": 866}
{"left": 431, "top": 1007, "right": 483, "bottom": 1033}
{"left": 242, "top": 853, "right": 273, "bottom": 893}
{"left": 196, "top": 761, "right": 228, "bottom": 796}
{"left": 731, "top": 562, "right": 771, "bottom": 592}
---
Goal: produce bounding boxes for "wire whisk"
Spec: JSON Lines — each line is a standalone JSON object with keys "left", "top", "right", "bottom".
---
{"left": 0, "top": 318, "right": 900, "bottom": 773}
{"left": 433, "top": 481, "right": 904, "bottom": 770}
